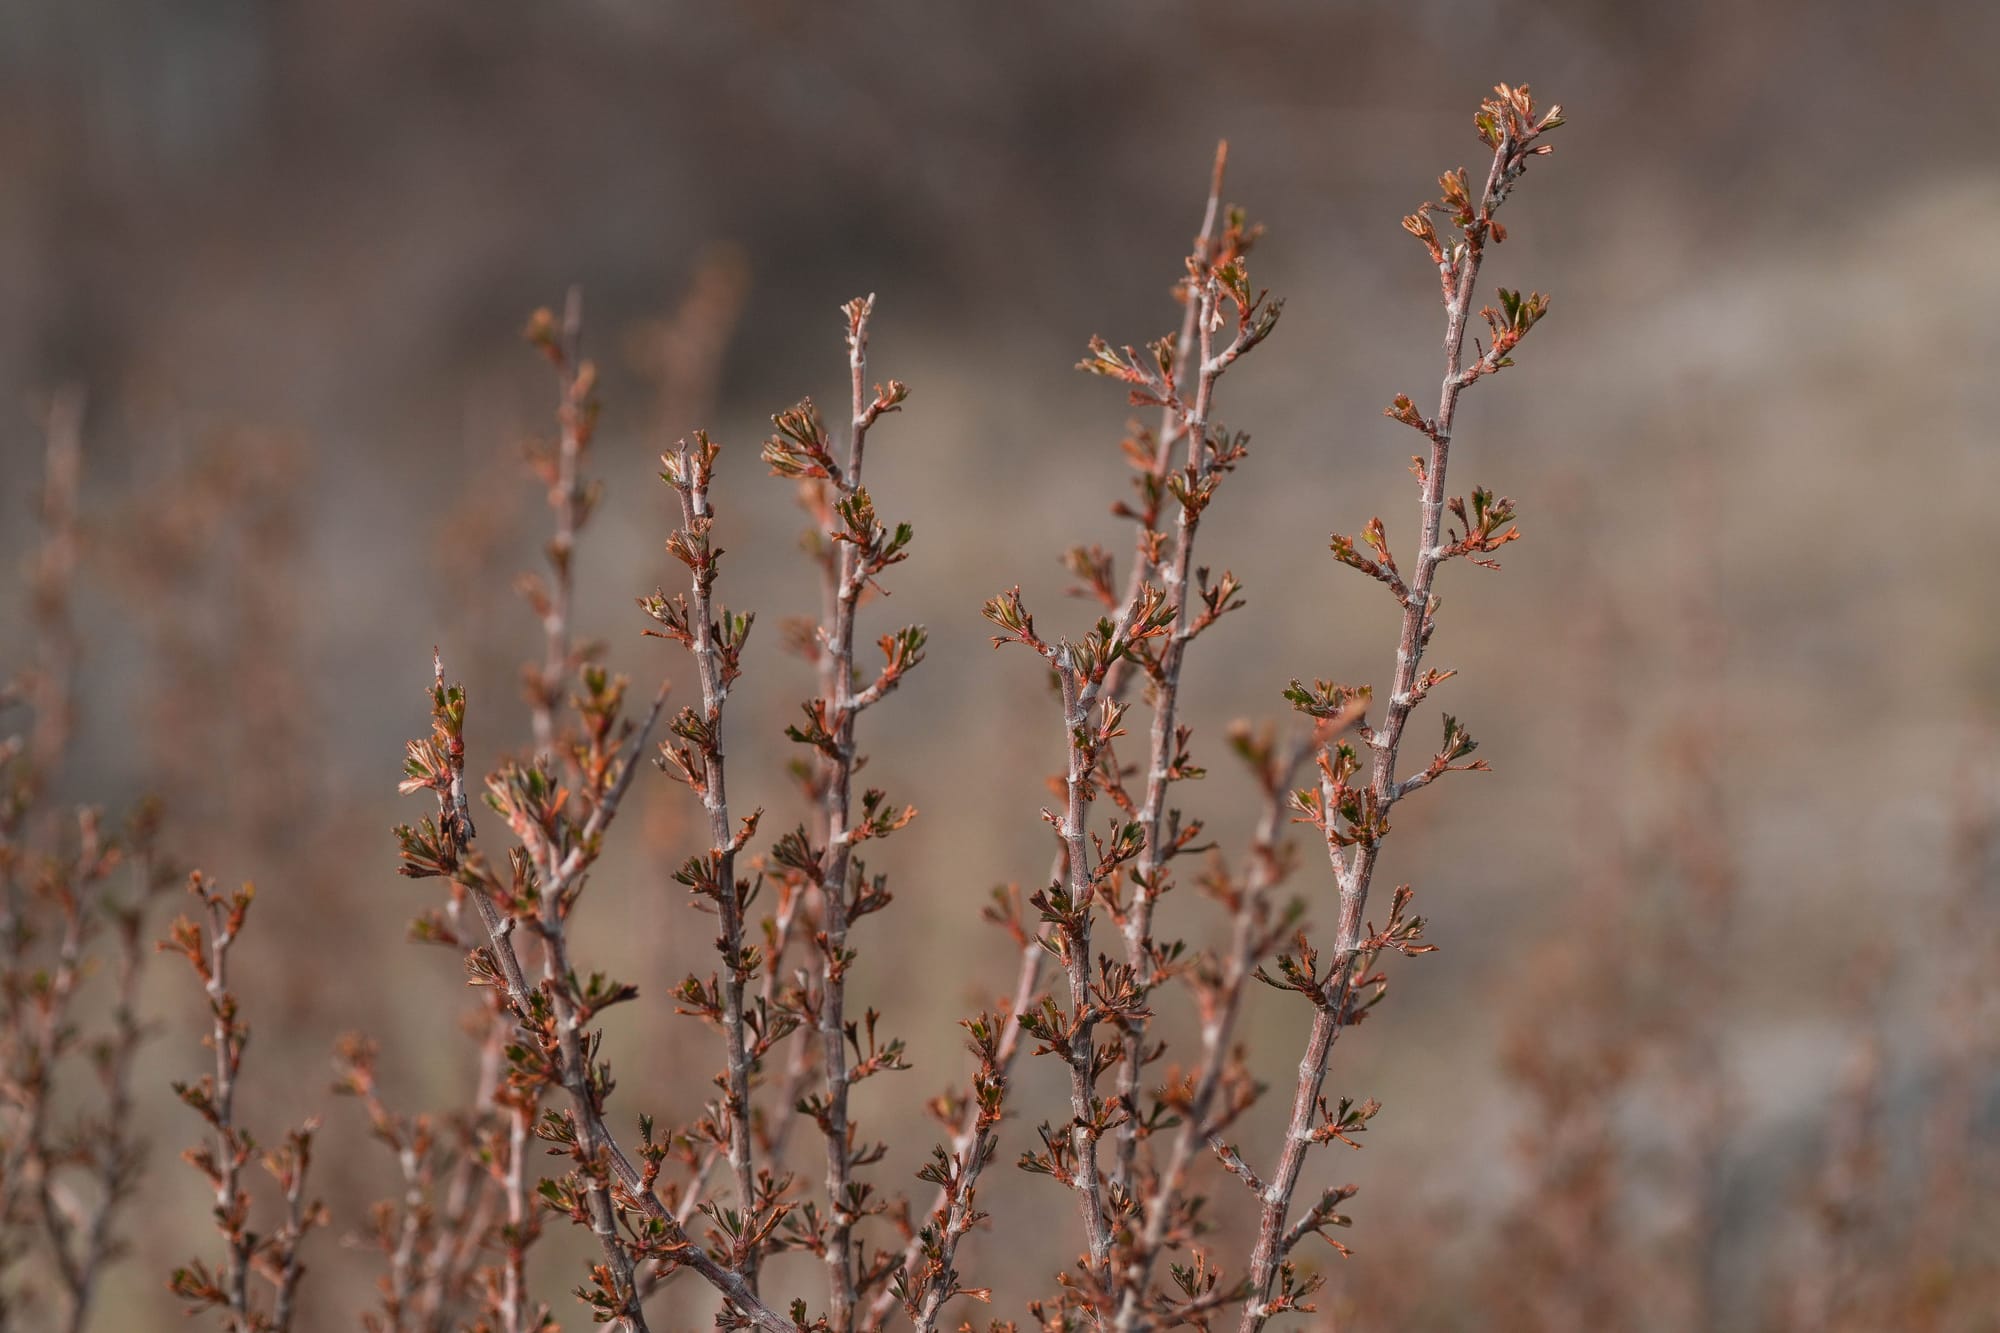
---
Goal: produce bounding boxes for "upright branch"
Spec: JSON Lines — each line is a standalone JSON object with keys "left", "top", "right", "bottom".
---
{"left": 1239, "top": 84, "right": 1564, "bottom": 1332}
{"left": 1108, "top": 725, "right": 1321, "bottom": 1333}
{"left": 1076, "top": 165, "right": 1278, "bottom": 1201}
{"left": 1081, "top": 141, "right": 1237, "bottom": 708}
{"left": 333, "top": 1030, "right": 521, "bottom": 1333}
{"left": 160, "top": 875, "right": 327, "bottom": 1333}
{"left": 645, "top": 433, "right": 792, "bottom": 1291}
{"left": 394, "top": 297, "right": 615, "bottom": 1330}
{"left": 983, "top": 581, "right": 1176, "bottom": 1291}
{"left": 981, "top": 155, "right": 1278, "bottom": 1329}
{"left": 396, "top": 652, "right": 547, "bottom": 1332}
{"left": 520, "top": 289, "right": 604, "bottom": 756}
{"left": 0, "top": 800, "right": 175, "bottom": 1332}
{"left": 874, "top": 889, "right": 1039, "bottom": 1333}
{"left": 867, "top": 151, "right": 1244, "bottom": 1333}
{"left": 763, "top": 296, "right": 921, "bottom": 1330}
{"left": 0, "top": 411, "right": 177, "bottom": 1332}
{"left": 396, "top": 301, "right": 794, "bottom": 1333}
{"left": 402, "top": 654, "right": 771, "bottom": 1333}
{"left": 50, "top": 810, "right": 176, "bottom": 1333}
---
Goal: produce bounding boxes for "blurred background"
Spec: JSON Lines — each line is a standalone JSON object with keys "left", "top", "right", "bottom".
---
{"left": 1, "top": 1, "right": 1996, "bottom": 1328}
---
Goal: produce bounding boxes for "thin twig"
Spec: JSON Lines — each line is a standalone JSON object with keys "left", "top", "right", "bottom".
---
{"left": 1106, "top": 144, "right": 1230, "bottom": 1197}
{"left": 526, "top": 288, "right": 593, "bottom": 758}
{"left": 809, "top": 295, "right": 906, "bottom": 1330}
{"left": 1238, "top": 86, "right": 1562, "bottom": 1332}
{"left": 1110, "top": 731, "right": 1315, "bottom": 1331}
{"left": 653, "top": 432, "right": 767, "bottom": 1289}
